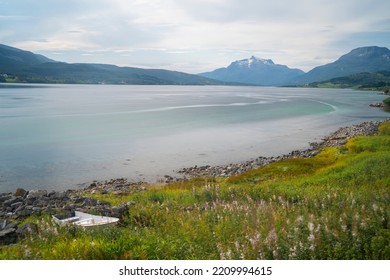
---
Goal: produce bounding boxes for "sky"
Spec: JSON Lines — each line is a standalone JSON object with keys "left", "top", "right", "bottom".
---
{"left": 1, "top": 0, "right": 390, "bottom": 73}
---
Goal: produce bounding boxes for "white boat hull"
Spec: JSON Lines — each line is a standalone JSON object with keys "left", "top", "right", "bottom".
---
{"left": 52, "top": 211, "right": 119, "bottom": 227}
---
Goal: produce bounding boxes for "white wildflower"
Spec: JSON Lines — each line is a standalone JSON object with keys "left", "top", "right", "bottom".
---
{"left": 308, "top": 222, "right": 315, "bottom": 233}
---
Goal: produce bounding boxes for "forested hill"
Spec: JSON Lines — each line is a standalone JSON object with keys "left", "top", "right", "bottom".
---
{"left": 0, "top": 44, "right": 227, "bottom": 85}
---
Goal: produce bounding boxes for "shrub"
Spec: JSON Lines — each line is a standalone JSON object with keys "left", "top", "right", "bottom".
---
{"left": 383, "top": 97, "right": 390, "bottom": 111}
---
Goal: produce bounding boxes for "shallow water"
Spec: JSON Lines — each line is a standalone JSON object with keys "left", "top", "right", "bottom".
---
{"left": 0, "top": 84, "right": 388, "bottom": 191}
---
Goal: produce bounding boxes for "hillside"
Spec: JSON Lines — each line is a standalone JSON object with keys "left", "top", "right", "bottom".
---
{"left": 308, "top": 70, "right": 390, "bottom": 89}
{"left": 199, "top": 56, "right": 305, "bottom": 86}
{"left": 293, "top": 46, "right": 390, "bottom": 85}
{"left": 0, "top": 44, "right": 54, "bottom": 68}
{"left": 0, "top": 44, "right": 227, "bottom": 85}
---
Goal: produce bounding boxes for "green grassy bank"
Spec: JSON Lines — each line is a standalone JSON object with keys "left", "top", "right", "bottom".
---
{"left": 1, "top": 121, "right": 389, "bottom": 260}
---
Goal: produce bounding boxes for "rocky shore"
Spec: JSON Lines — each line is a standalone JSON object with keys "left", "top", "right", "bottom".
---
{"left": 177, "top": 120, "right": 387, "bottom": 178}
{"left": 0, "top": 178, "right": 146, "bottom": 245}
{"left": 0, "top": 119, "right": 388, "bottom": 245}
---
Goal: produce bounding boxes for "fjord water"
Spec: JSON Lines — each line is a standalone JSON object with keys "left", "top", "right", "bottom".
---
{"left": 0, "top": 84, "right": 388, "bottom": 192}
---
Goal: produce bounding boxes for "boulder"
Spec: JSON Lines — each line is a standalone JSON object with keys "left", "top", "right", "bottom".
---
{"left": 3, "top": 196, "right": 23, "bottom": 207}
{"left": 26, "top": 190, "right": 48, "bottom": 199}
{"left": 0, "top": 194, "right": 13, "bottom": 203}
{"left": 16, "top": 222, "right": 38, "bottom": 239}
{"left": 15, "top": 188, "right": 28, "bottom": 198}
{"left": 0, "top": 220, "right": 18, "bottom": 245}
{"left": 81, "top": 197, "right": 98, "bottom": 207}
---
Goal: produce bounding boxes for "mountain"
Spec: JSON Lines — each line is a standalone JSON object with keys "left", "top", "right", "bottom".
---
{"left": 0, "top": 44, "right": 227, "bottom": 85}
{"left": 0, "top": 44, "right": 54, "bottom": 70}
{"left": 199, "top": 56, "right": 305, "bottom": 86}
{"left": 293, "top": 46, "right": 390, "bottom": 85}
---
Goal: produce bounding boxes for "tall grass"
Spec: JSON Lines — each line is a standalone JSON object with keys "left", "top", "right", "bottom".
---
{"left": 1, "top": 121, "right": 389, "bottom": 259}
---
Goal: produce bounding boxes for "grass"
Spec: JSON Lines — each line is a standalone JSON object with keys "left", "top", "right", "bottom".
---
{"left": 1, "top": 121, "right": 389, "bottom": 260}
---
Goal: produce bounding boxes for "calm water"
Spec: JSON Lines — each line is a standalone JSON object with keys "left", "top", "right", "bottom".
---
{"left": 0, "top": 84, "right": 388, "bottom": 192}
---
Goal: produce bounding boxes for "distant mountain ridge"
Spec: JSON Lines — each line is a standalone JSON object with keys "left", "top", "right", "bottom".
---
{"left": 2, "top": 44, "right": 390, "bottom": 86}
{"left": 0, "top": 44, "right": 227, "bottom": 85}
{"left": 292, "top": 46, "right": 390, "bottom": 85}
{"left": 199, "top": 56, "right": 305, "bottom": 86}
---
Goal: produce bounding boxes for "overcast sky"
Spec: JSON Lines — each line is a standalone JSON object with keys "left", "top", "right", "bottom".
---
{"left": 1, "top": 0, "right": 389, "bottom": 73}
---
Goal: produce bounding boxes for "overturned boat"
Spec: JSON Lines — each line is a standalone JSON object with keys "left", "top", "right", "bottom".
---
{"left": 52, "top": 211, "right": 119, "bottom": 227}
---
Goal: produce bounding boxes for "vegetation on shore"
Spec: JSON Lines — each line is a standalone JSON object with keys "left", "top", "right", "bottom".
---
{"left": 383, "top": 97, "right": 390, "bottom": 111}
{"left": 306, "top": 70, "right": 390, "bottom": 92}
{"left": 1, "top": 121, "right": 389, "bottom": 260}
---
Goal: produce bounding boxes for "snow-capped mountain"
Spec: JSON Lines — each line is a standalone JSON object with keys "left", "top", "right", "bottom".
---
{"left": 199, "top": 56, "right": 305, "bottom": 86}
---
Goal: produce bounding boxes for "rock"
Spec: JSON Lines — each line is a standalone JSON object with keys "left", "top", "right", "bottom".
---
{"left": 16, "top": 209, "right": 34, "bottom": 217}
{"left": 1, "top": 219, "right": 8, "bottom": 230}
{"left": 33, "top": 198, "right": 49, "bottom": 208}
{"left": 15, "top": 188, "right": 28, "bottom": 198}
{"left": 0, "top": 195, "right": 13, "bottom": 203}
{"left": 3, "top": 221, "right": 18, "bottom": 231}
{"left": 81, "top": 198, "right": 98, "bottom": 207}
{"left": 0, "top": 220, "right": 18, "bottom": 245}
{"left": 0, "top": 227, "right": 17, "bottom": 237}
{"left": 48, "top": 191, "right": 68, "bottom": 200}
{"left": 26, "top": 190, "right": 48, "bottom": 199}
{"left": 16, "top": 222, "right": 38, "bottom": 239}
{"left": 10, "top": 202, "right": 23, "bottom": 211}
{"left": 97, "top": 200, "right": 111, "bottom": 207}
{"left": 369, "top": 102, "right": 384, "bottom": 108}
{"left": 3, "top": 196, "right": 23, "bottom": 207}
{"left": 111, "top": 203, "right": 131, "bottom": 220}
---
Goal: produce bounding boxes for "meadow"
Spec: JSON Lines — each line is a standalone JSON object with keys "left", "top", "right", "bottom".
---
{"left": 1, "top": 121, "right": 389, "bottom": 260}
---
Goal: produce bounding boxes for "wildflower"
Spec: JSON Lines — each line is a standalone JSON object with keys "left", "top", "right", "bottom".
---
{"left": 289, "top": 246, "right": 297, "bottom": 259}
{"left": 354, "top": 213, "right": 360, "bottom": 221}
{"left": 308, "top": 222, "right": 315, "bottom": 233}
{"left": 235, "top": 241, "right": 240, "bottom": 251}
{"left": 248, "top": 234, "right": 260, "bottom": 250}
{"left": 226, "top": 248, "right": 232, "bottom": 259}
{"left": 24, "top": 246, "right": 31, "bottom": 258}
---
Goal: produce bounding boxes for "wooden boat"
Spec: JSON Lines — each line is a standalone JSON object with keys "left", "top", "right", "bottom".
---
{"left": 52, "top": 211, "right": 119, "bottom": 227}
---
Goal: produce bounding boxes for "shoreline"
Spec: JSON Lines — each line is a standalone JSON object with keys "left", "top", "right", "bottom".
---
{"left": 1, "top": 119, "right": 389, "bottom": 196}
{"left": 175, "top": 119, "right": 388, "bottom": 180}
{"left": 0, "top": 119, "right": 389, "bottom": 243}
{"left": 0, "top": 119, "right": 387, "bottom": 198}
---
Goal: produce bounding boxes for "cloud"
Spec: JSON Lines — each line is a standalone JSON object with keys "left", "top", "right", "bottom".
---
{"left": 2, "top": 0, "right": 390, "bottom": 73}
